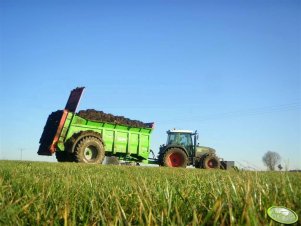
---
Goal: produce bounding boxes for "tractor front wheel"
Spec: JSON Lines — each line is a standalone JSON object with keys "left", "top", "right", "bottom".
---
{"left": 202, "top": 155, "right": 220, "bottom": 169}
{"left": 163, "top": 148, "right": 188, "bottom": 168}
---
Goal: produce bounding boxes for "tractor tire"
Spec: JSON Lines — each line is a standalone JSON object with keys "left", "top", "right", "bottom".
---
{"left": 74, "top": 136, "right": 105, "bottom": 164}
{"left": 162, "top": 148, "right": 188, "bottom": 168}
{"left": 202, "top": 154, "right": 220, "bottom": 169}
{"left": 55, "top": 151, "right": 75, "bottom": 162}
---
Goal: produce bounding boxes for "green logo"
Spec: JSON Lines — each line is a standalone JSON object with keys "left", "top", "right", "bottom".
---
{"left": 267, "top": 206, "right": 298, "bottom": 224}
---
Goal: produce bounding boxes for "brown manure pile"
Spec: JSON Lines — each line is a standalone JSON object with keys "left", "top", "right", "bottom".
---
{"left": 77, "top": 109, "right": 152, "bottom": 128}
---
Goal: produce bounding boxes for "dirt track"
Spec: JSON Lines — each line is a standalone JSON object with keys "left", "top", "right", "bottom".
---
{"left": 77, "top": 109, "right": 151, "bottom": 128}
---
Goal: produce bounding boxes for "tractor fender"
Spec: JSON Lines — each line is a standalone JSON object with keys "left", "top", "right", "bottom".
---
{"left": 195, "top": 146, "right": 217, "bottom": 160}
{"left": 66, "top": 130, "right": 104, "bottom": 153}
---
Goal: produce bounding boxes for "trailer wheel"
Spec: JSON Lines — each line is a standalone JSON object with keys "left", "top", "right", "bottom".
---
{"left": 202, "top": 155, "right": 220, "bottom": 169}
{"left": 56, "top": 151, "right": 67, "bottom": 162}
{"left": 55, "top": 151, "right": 75, "bottom": 162}
{"left": 74, "top": 136, "right": 105, "bottom": 164}
{"left": 163, "top": 148, "right": 188, "bottom": 168}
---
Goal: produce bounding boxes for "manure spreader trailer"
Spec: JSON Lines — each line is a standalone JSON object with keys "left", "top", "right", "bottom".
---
{"left": 38, "top": 87, "right": 234, "bottom": 169}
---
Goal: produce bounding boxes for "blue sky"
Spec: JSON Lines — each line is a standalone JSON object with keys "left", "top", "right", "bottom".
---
{"left": 1, "top": 0, "right": 300, "bottom": 170}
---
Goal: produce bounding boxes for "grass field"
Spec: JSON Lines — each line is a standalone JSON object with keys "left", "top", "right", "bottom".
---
{"left": 1, "top": 160, "right": 300, "bottom": 225}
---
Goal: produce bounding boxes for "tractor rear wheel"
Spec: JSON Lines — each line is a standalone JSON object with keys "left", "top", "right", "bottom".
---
{"left": 74, "top": 136, "right": 105, "bottom": 164}
{"left": 202, "top": 154, "right": 220, "bottom": 169}
{"left": 162, "top": 148, "right": 188, "bottom": 168}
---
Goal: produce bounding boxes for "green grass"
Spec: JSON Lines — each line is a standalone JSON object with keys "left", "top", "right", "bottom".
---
{"left": 0, "top": 160, "right": 300, "bottom": 225}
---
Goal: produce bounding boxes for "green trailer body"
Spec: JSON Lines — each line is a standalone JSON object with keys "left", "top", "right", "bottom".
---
{"left": 38, "top": 87, "right": 154, "bottom": 163}
{"left": 60, "top": 113, "right": 152, "bottom": 162}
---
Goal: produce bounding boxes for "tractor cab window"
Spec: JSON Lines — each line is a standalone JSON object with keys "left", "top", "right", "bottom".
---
{"left": 167, "top": 133, "right": 177, "bottom": 145}
{"left": 179, "top": 133, "right": 192, "bottom": 147}
{"left": 167, "top": 133, "right": 192, "bottom": 147}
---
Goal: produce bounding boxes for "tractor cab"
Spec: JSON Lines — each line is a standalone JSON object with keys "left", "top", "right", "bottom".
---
{"left": 166, "top": 129, "right": 198, "bottom": 157}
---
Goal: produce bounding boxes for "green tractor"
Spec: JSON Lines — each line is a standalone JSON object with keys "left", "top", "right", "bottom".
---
{"left": 158, "top": 129, "right": 221, "bottom": 169}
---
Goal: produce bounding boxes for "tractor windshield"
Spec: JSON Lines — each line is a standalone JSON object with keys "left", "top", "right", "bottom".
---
{"left": 167, "top": 133, "right": 193, "bottom": 147}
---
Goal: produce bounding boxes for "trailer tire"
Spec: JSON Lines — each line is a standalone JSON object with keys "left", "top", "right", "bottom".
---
{"left": 202, "top": 154, "right": 220, "bottom": 169}
{"left": 56, "top": 151, "right": 75, "bottom": 162}
{"left": 56, "top": 151, "right": 67, "bottom": 162}
{"left": 162, "top": 148, "right": 188, "bottom": 168}
{"left": 74, "top": 136, "right": 105, "bottom": 164}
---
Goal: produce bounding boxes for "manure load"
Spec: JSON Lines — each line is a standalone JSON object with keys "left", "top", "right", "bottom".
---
{"left": 77, "top": 109, "right": 151, "bottom": 128}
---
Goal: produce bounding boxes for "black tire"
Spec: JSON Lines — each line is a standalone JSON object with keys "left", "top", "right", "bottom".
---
{"left": 162, "top": 148, "right": 188, "bottom": 168}
{"left": 74, "top": 136, "right": 105, "bottom": 164}
{"left": 158, "top": 153, "right": 164, "bottom": 166}
{"left": 202, "top": 154, "right": 220, "bottom": 169}
{"left": 105, "top": 156, "right": 120, "bottom": 165}
{"left": 55, "top": 151, "right": 75, "bottom": 162}
{"left": 194, "top": 158, "right": 202, "bottom": 168}
{"left": 56, "top": 151, "right": 67, "bottom": 162}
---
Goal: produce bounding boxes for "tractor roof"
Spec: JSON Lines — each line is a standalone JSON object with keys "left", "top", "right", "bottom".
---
{"left": 167, "top": 129, "right": 194, "bottom": 134}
